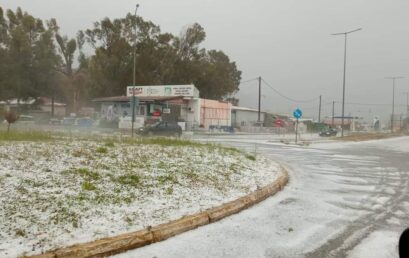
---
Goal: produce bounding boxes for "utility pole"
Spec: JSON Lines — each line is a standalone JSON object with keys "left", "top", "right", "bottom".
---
{"left": 258, "top": 76, "right": 261, "bottom": 123}
{"left": 131, "top": 4, "right": 140, "bottom": 138}
{"left": 332, "top": 28, "right": 362, "bottom": 137}
{"left": 405, "top": 92, "right": 409, "bottom": 117}
{"left": 318, "top": 95, "right": 322, "bottom": 123}
{"left": 332, "top": 101, "right": 335, "bottom": 126}
{"left": 385, "top": 76, "right": 404, "bottom": 133}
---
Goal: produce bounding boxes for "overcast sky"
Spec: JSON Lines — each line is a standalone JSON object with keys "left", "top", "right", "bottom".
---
{"left": 1, "top": 0, "right": 409, "bottom": 123}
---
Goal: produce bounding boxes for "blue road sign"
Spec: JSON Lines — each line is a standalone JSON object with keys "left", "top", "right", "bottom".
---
{"left": 293, "top": 108, "right": 303, "bottom": 119}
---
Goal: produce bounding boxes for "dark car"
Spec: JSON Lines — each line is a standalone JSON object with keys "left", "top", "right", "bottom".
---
{"left": 319, "top": 128, "right": 337, "bottom": 137}
{"left": 138, "top": 121, "right": 182, "bottom": 137}
{"left": 76, "top": 117, "right": 95, "bottom": 128}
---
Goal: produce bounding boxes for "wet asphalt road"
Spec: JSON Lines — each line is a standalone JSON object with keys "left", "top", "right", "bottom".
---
{"left": 116, "top": 136, "right": 409, "bottom": 258}
{"left": 224, "top": 138, "right": 409, "bottom": 257}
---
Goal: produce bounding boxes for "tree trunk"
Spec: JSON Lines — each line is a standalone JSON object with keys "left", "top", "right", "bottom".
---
{"left": 73, "top": 90, "right": 77, "bottom": 114}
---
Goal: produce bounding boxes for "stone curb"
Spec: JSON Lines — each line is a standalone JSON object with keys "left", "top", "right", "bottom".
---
{"left": 28, "top": 168, "right": 289, "bottom": 258}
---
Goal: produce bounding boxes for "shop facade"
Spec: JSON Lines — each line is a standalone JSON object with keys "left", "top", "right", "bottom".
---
{"left": 93, "top": 84, "right": 231, "bottom": 130}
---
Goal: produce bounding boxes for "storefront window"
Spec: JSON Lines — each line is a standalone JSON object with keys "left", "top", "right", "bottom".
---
{"left": 139, "top": 106, "right": 145, "bottom": 115}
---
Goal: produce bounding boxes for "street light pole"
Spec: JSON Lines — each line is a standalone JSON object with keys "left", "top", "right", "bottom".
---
{"left": 332, "top": 101, "right": 335, "bottom": 126}
{"left": 258, "top": 76, "right": 261, "bottom": 123}
{"left": 318, "top": 95, "right": 322, "bottom": 123}
{"left": 131, "top": 4, "right": 139, "bottom": 138}
{"left": 406, "top": 92, "right": 409, "bottom": 130}
{"left": 385, "top": 76, "right": 404, "bottom": 133}
{"left": 404, "top": 92, "right": 409, "bottom": 117}
{"left": 332, "top": 28, "right": 362, "bottom": 137}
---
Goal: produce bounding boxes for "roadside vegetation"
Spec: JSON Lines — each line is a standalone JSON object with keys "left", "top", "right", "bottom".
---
{"left": 0, "top": 130, "right": 53, "bottom": 141}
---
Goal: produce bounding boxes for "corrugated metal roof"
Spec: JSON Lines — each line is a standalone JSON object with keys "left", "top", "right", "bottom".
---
{"left": 231, "top": 106, "right": 265, "bottom": 113}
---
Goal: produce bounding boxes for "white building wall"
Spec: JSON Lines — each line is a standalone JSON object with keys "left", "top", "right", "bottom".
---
{"left": 232, "top": 110, "right": 265, "bottom": 127}
{"left": 185, "top": 98, "right": 200, "bottom": 130}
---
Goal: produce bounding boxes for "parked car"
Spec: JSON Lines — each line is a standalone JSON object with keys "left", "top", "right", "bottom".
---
{"left": 319, "top": 128, "right": 337, "bottom": 137}
{"left": 61, "top": 117, "right": 76, "bottom": 126}
{"left": 16, "top": 115, "right": 35, "bottom": 124}
{"left": 76, "top": 117, "right": 95, "bottom": 128}
{"left": 137, "top": 121, "right": 182, "bottom": 137}
{"left": 49, "top": 118, "right": 61, "bottom": 125}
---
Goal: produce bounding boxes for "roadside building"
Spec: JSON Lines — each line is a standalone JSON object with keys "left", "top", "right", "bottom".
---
{"left": 231, "top": 106, "right": 265, "bottom": 127}
{"left": 93, "top": 84, "right": 231, "bottom": 131}
{"left": 36, "top": 97, "right": 67, "bottom": 117}
{"left": 200, "top": 99, "right": 231, "bottom": 129}
{"left": 0, "top": 97, "right": 67, "bottom": 119}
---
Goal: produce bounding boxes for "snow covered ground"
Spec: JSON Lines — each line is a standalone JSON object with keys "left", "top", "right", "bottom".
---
{"left": 0, "top": 139, "right": 281, "bottom": 258}
{"left": 115, "top": 135, "right": 409, "bottom": 258}
{"left": 346, "top": 230, "right": 400, "bottom": 258}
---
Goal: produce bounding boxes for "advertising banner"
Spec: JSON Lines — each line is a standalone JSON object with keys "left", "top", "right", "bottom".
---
{"left": 127, "top": 85, "right": 197, "bottom": 97}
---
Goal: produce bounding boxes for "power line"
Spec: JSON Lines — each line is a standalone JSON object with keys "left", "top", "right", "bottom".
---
{"left": 228, "top": 78, "right": 259, "bottom": 99}
{"left": 343, "top": 101, "right": 405, "bottom": 107}
{"left": 325, "top": 100, "right": 406, "bottom": 107}
{"left": 239, "top": 77, "right": 259, "bottom": 85}
{"left": 261, "top": 78, "right": 319, "bottom": 103}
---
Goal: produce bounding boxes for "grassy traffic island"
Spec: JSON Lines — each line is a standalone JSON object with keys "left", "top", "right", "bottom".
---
{"left": 0, "top": 131, "right": 281, "bottom": 257}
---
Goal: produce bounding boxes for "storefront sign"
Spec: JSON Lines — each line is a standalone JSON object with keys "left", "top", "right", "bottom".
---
{"left": 127, "top": 85, "right": 198, "bottom": 97}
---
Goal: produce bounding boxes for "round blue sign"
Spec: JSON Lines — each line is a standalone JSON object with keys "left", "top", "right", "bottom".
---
{"left": 293, "top": 108, "right": 302, "bottom": 119}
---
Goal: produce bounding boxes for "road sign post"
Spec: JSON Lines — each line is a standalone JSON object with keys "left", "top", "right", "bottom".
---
{"left": 295, "top": 118, "right": 299, "bottom": 144}
{"left": 293, "top": 108, "right": 303, "bottom": 144}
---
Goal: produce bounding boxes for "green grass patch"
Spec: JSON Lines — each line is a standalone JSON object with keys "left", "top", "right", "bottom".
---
{"left": 158, "top": 174, "right": 178, "bottom": 185}
{"left": 223, "top": 146, "right": 242, "bottom": 154}
{"left": 136, "top": 137, "right": 204, "bottom": 147}
{"left": 245, "top": 154, "right": 256, "bottom": 161}
{"left": 81, "top": 181, "right": 97, "bottom": 191}
{"left": 96, "top": 146, "right": 108, "bottom": 154}
{"left": 63, "top": 168, "right": 101, "bottom": 181}
{"left": 165, "top": 187, "right": 174, "bottom": 195}
{"left": 0, "top": 130, "right": 53, "bottom": 142}
{"left": 114, "top": 174, "right": 141, "bottom": 187}
{"left": 15, "top": 229, "right": 26, "bottom": 237}
{"left": 104, "top": 141, "right": 115, "bottom": 147}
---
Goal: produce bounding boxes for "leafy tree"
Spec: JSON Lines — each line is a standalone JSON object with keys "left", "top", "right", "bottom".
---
{"left": 0, "top": 7, "right": 59, "bottom": 106}
{"left": 83, "top": 14, "right": 166, "bottom": 97}
{"left": 0, "top": 6, "right": 242, "bottom": 109}
{"left": 49, "top": 18, "right": 88, "bottom": 112}
{"left": 169, "top": 23, "right": 241, "bottom": 99}
{"left": 82, "top": 16, "right": 241, "bottom": 100}
{"left": 0, "top": 7, "right": 9, "bottom": 98}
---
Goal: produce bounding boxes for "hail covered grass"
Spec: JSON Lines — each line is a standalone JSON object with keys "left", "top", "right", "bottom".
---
{"left": 0, "top": 139, "right": 280, "bottom": 257}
